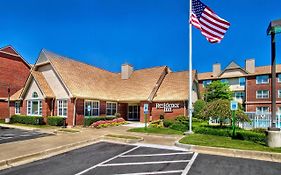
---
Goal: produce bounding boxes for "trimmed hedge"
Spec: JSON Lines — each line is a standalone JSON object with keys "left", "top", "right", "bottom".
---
{"left": 194, "top": 126, "right": 231, "bottom": 137}
{"left": 169, "top": 121, "right": 188, "bottom": 132}
{"left": 10, "top": 115, "right": 44, "bottom": 125}
{"left": 163, "top": 120, "right": 174, "bottom": 128}
{"left": 235, "top": 130, "right": 266, "bottom": 143}
{"left": 47, "top": 116, "right": 66, "bottom": 126}
{"left": 84, "top": 116, "right": 117, "bottom": 126}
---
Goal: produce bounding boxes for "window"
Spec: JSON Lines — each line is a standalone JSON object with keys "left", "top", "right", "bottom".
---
{"left": 15, "top": 101, "right": 20, "bottom": 114}
{"left": 278, "top": 107, "right": 281, "bottom": 112}
{"left": 32, "top": 92, "right": 38, "bottom": 98}
{"left": 57, "top": 100, "right": 68, "bottom": 117}
{"left": 84, "top": 101, "right": 99, "bottom": 117}
{"left": 279, "top": 90, "right": 281, "bottom": 98}
{"left": 220, "top": 79, "right": 228, "bottom": 84}
{"left": 233, "top": 92, "right": 245, "bottom": 99}
{"left": 27, "top": 100, "right": 42, "bottom": 116}
{"left": 239, "top": 77, "right": 246, "bottom": 86}
{"left": 256, "top": 90, "right": 269, "bottom": 99}
{"left": 278, "top": 74, "right": 281, "bottom": 83}
{"left": 256, "top": 107, "right": 269, "bottom": 113}
{"left": 256, "top": 75, "right": 269, "bottom": 84}
{"left": 106, "top": 102, "right": 117, "bottom": 116}
{"left": 203, "top": 80, "right": 212, "bottom": 87}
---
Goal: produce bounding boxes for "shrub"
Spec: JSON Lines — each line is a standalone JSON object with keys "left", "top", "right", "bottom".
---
{"left": 84, "top": 116, "right": 117, "bottom": 126}
{"left": 159, "top": 114, "right": 165, "bottom": 120}
{"left": 193, "top": 100, "right": 206, "bottom": 117}
{"left": 169, "top": 121, "right": 188, "bottom": 132}
{"left": 115, "top": 113, "right": 121, "bottom": 118}
{"left": 10, "top": 115, "right": 44, "bottom": 125}
{"left": 234, "top": 130, "right": 266, "bottom": 143}
{"left": 163, "top": 120, "right": 173, "bottom": 128}
{"left": 149, "top": 120, "right": 163, "bottom": 128}
{"left": 175, "top": 115, "right": 188, "bottom": 126}
{"left": 90, "top": 118, "right": 126, "bottom": 128}
{"left": 194, "top": 126, "right": 231, "bottom": 137}
{"left": 47, "top": 116, "right": 65, "bottom": 126}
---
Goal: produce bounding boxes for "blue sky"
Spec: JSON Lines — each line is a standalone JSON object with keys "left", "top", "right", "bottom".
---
{"left": 0, "top": 0, "right": 281, "bottom": 73}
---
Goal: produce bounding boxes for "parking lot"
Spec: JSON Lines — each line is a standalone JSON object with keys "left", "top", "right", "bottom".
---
{"left": 0, "top": 126, "right": 51, "bottom": 144}
{"left": 0, "top": 141, "right": 280, "bottom": 175}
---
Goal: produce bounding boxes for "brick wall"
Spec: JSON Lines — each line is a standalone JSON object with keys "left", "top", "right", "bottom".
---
{"left": 118, "top": 103, "right": 128, "bottom": 120}
{"left": 0, "top": 51, "right": 30, "bottom": 119}
{"left": 75, "top": 99, "right": 84, "bottom": 125}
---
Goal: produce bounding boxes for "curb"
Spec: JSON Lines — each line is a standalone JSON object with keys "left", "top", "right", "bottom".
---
{"left": 175, "top": 141, "right": 281, "bottom": 163}
{"left": 0, "top": 123, "right": 36, "bottom": 131}
{"left": 0, "top": 135, "right": 144, "bottom": 170}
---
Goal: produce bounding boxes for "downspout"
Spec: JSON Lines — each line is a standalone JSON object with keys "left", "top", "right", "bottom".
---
{"left": 51, "top": 98, "right": 54, "bottom": 116}
{"left": 72, "top": 98, "right": 77, "bottom": 127}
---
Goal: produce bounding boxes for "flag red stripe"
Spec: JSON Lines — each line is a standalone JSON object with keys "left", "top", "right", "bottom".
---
{"left": 200, "top": 15, "right": 228, "bottom": 31}
{"left": 205, "top": 7, "right": 230, "bottom": 26}
{"left": 200, "top": 19, "right": 225, "bottom": 36}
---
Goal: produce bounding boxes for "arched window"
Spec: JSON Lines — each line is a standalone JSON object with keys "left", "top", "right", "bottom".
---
{"left": 32, "top": 92, "right": 38, "bottom": 98}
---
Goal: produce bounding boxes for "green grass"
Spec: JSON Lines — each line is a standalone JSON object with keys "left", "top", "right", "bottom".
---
{"left": 180, "top": 134, "right": 281, "bottom": 153}
{"left": 128, "top": 127, "right": 183, "bottom": 135}
{"left": 105, "top": 134, "right": 142, "bottom": 140}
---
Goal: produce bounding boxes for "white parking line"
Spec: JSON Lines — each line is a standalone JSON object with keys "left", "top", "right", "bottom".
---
{"left": 133, "top": 143, "right": 187, "bottom": 151}
{"left": 181, "top": 152, "right": 198, "bottom": 175}
{"left": 120, "top": 152, "right": 192, "bottom": 157}
{"left": 100, "top": 160, "right": 190, "bottom": 166}
{"left": 115, "top": 170, "right": 184, "bottom": 175}
{"left": 74, "top": 146, "right": 140, "bottom": 175}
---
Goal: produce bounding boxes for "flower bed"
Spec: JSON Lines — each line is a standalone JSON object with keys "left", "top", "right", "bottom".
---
{"left": 90, "top": 118, "right": 126, "bottom": 128}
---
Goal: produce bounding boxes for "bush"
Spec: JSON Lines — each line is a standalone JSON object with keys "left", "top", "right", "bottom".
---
{"left": 84, "top": 116, "right": 117, "bottom": 126}
{"left": 194, "top": 126, "right": 231, "bottom": 137}
{"left": 149, "top": 120, "right": 164, "bottom": 128}
{"left": 193, "top": 100, "right": 206, "bottom": 117}
{"left": 10, "top": 115, "right": 44, "bottom": 125}
{"left": 159, "top": 114, "right": 165, "bottom": 120}
{"left": 163, "top": 120, "right": 173, "bottom": 128}
{"left": 169, "top": 121, "right": 188, "bottom": 132}
{"left": 47, "top": 116, "right": 65, "bottom": 126}
{"left": 234, "top": 130, "right": 266, "bottom": 143}
{"left": 90, "top": 118, "right": 126, "bottom": 128}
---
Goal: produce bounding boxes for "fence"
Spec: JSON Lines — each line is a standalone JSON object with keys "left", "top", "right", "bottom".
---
{"left": 209, "top": 112, "right": 281, "bottom": 129}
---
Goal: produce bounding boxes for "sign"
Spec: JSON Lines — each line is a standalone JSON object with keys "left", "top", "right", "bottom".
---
{"left": 230, "top": 101, "right": 238, "bottom": 111}
{"left": 144, "top": 104, "right": 149, "bottom": 114}
{"left": 156, "top": 103, "right": 180, "bottom": 113}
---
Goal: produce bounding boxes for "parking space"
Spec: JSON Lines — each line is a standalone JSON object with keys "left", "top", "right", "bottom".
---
{"left": 0, "top": 126, "right": 51, "bottom": 144}
{"left": 0, "top": 141, "right": 280, "bottom": 175}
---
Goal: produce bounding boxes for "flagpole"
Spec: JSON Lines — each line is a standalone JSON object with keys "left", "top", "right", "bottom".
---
{"left": 188, "top": 0, "right": 193, "bottom": 133}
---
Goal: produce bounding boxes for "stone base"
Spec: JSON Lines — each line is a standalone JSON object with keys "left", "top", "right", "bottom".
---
{"left": 184, "top": 131, "right": 194, "bottom": 135}
{"left": 266, "top": 130, "right": 281, "bottom": 148}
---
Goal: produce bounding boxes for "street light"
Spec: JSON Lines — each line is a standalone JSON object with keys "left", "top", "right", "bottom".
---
{"left": 267, "top": 19, "right": 281, "bottom": 130}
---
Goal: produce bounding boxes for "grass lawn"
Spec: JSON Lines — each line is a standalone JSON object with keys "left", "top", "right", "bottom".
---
{"left": 128, "top": 127, "right": 183, "bottom": 135}
{"left": 180, "top": 134, "right": 281, "bottom": 153}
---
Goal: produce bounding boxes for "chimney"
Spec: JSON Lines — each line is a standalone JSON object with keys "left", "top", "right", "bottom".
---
{"left": 121, "top": 63, "right": 133, "bottom": 79}
{"left": 245, "top": 59, "right": 255, "bottom": 73}
{"left": 212, "top": 63, "right": 221, "bottom": 77}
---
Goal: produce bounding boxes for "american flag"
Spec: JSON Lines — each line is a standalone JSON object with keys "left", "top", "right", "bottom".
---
{"left": 190, "top": 0, "right": 230, "bottom": 43}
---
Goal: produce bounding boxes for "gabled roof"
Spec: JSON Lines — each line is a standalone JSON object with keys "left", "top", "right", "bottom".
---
{"left": 10, "top": 88, "right": 23, "bottom": 101}
{"left": 0, "top": 45, "right": 31, "bottom": 68}
{"left": 153, "top": 70, "right": 196, "bottom": 102}
{"left": 225, "top": 61, "right": 241, "bottom": 69}
{"left": 31, "top": 71, "right": 55, "bottom": 98}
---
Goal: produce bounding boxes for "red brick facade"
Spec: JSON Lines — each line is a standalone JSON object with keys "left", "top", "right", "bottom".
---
{"left": 0, "top": 46, "right": 30, "bottom": 119}
{"left": 245, "top": 75, "right": 281, "bottom": 112}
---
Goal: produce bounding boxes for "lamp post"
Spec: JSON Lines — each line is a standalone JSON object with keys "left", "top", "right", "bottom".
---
{"left": 267, "top": 19, "right": 281, "bottom": 131}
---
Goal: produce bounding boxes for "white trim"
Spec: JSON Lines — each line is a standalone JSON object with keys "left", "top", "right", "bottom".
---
{"left": 278, "top": 74, "right": 281, "bottom": 83}
{"left": 84, "top": 100, "right": 100, "bottom": 117}
{"left": 256, "top": 106, "right": 270, "bottom": 113}
{"left": 75, "top": 146, "right": 140, "bottom": 175}
{"left": 26, "top": 100, "right": 42, "bottom": 116}
{"left": 256, "top": 75, "right": 269, "bottom": 84}
{"left": 106, "top": 101, "right": 117, "bottom": 116}
{"left": 57, "top": 99, "right": 68, "bottom": 117}
{"left": 256, "top": 90, "right": 270, "bottom": 99}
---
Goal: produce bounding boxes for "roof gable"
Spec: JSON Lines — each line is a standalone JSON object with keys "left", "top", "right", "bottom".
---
{"left": 0, "top": 46, "right": 18, "bottom": 55}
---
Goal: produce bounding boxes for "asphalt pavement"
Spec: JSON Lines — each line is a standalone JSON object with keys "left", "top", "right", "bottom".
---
{"left": 0, "top": 141, "right": 280, "bottom": 175}
{"left": 0, "top": 126, "right": 51, "bottom": 144}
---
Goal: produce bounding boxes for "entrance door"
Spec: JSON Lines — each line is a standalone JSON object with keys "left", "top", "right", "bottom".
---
{"left": 128, "top": 104, "right": 140, "bottom": 121}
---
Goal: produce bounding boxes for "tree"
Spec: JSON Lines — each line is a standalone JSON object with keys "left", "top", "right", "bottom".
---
{"left": 193, "top": 99, "right": 206, "bottom": 117}
{"left": 197, "top": 99, "right": 248, "bottom": 126}
{"left": 204, "top": 80, "right": 232, "bottom": 102}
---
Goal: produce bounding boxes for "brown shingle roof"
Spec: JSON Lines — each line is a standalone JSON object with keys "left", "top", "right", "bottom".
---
{"left": 153, "top": 70, "right": 196, "bottom": 102}
{"left": 32, "top": 71, "right": 55, "bottom": 98}
{"left": 10, "top": 88, "right": 23, "bottom": 101}
{"left": 43, "top": 50, "right": 167, "bottom": 101}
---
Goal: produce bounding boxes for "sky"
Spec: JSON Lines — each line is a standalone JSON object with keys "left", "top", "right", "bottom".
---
{"left": 0, "top": 0, "right": 281, "bottom": 73}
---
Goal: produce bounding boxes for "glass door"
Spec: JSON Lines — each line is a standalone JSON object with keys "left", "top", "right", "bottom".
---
{"left": 128, "top": 104, "right": 140, "bottom": 121}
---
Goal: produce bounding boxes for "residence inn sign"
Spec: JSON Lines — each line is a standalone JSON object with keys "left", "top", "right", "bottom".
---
{"left": 156, "top": 103, "right": 180, "bottom": 113}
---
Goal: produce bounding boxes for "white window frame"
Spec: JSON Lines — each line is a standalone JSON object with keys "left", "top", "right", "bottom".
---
{"left": 233, "top": 91, "right": 245, "bottom": 99}
{"left": 278, "top": 74, "right": 281, "bottom": 83}
{"left": 256, "top": 75, "right": 269, "bottom": 84}
{"left": 203, "top": 80, "right": 212, "bottom": 87}
{"left": 239, "top": 77, "right": 246, "bottom": 86}
{"left": 27, "top": 100, "right": 42, "bottom": 116}
{"left": 57, "top": 99, "right": 68, "bottom": 117}
{"left": 84, "top": 100, "right": 100, "bottom": 117}
{"left": 256, "top": 90, "right": 269, "bottom": 99}
{"left": 279, "top": 90, "right": 281, "bottom": 98}
{"left": 15, "top": 101, "right": 20, "bottom": 115}
{"left": 106, "top": 102, "right": 117, "bottom": 116}
{"left": 256, "top": 107, "right": 269, "bottom": 114}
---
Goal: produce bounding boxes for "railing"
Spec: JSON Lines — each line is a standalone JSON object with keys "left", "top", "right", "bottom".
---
{"left": 209, "top": 113, "right": 281, "bottom": 129}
